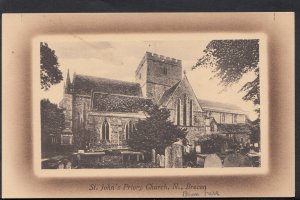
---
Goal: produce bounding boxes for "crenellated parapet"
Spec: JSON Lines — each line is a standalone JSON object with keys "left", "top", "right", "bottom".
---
{"left": 136, "top": 52, "right": 182, "bottom": 75}
{"left": 146, "top": 51, "right": 182, "bottom": 65}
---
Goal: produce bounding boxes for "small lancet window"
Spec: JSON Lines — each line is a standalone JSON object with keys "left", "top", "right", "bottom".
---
{"left": 102, "top": 120, "right": 109, "bottom": 140}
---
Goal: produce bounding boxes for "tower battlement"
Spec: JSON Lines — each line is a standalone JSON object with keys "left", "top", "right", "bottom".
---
{"left": 146, "top": 51, "right": 182, "bottom": 65}
{"left": 136, "top": 52, "right": 182, "bottom": 75}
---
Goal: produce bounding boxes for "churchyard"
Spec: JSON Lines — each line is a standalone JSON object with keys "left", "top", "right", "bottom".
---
{"left": 42, "top": 135, "right": 260, "bottom": 169}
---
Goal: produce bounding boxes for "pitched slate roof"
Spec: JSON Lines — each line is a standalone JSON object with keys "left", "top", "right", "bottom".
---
{"left": 217, "top": 123, "right": 252, "bottom": 134}
{"left": 92, "top": 92, "right": 153, "bottom": 113}
{"left": 158, "top": 81, "right": 181, "bottom": 106}
{"left": 72, "top": 74, "right": 142, "bottom": 96}
{"left": 198, "top": 99, "right": 245, "bottom": 114}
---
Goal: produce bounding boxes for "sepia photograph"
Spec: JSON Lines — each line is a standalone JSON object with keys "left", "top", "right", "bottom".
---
{"left": 38, "top": 36, "right": 263, "bottom": 170}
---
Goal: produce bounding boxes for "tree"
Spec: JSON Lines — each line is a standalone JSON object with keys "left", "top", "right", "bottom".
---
{"left": 41, "top": 99, "right": 65, "bottom": 154}
{"left": 197, "top": 134, "right": 238, "bottom": 154}
{"left": 192, "top": 40, "right": 260, "bottom": 115}
{"left": 127, "top": 105, "right": 187, "bottom": 157}
{"left": 249, "top": 118, "right": 260, "bottom": 145}
{"left": 40, "top": 42, "right": 63, "bottom": 90}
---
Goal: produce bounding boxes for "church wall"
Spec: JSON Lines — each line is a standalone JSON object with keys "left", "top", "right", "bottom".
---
{"left": 72, "top": 95, "right": 92, "bottom": 143}
{"left": 236, "top": 114, "right": 246, "bottom": 123}
{"left": 146, "top": 58, "right": 182, "bottom": 87}
{"left": 86, "top": 114, "right": 139, "bottom": 146}
{"left": 165, "top": 80, "right": 206, "bottom": 143}
{"left": 208, "top": 111, "right": 246, "bottom": 124}
{"left": 60, "top": 93, "right": 73, "bottom": 128}
{"left": 169, "top": 77, "right": 204, "bottom": 126}
{"left": 147, "top": 82, "right": 170, "bottom": 103}
{"left": 225, "top": 113, "right": 233, "bottom": 124}
{"left": 210, "top": 112, "right": 221, "bottom": 123}
{"left": 135, "top": 57, "right": 148, "bottom": 97}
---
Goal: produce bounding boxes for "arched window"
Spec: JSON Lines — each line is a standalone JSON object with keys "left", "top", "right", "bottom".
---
{"left": 190, "top": 99, "right": 193, "bottom": 126}
{"left": 102, "top": 120, "right": 109, "bottom": 140}
{"left": 177, "top": 98, "right": 181, "bottom": 125}
{"left": 221, "top": 113, "right": 225, "bottom": 123}
{"left": 183, "top": 94, "right": 187, "bottom": 126}
{"left": 125, "top": 121, "right": 135, "bottom": 140}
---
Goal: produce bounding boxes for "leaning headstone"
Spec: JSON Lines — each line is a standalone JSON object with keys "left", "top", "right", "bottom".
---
{"left": 204, "top": 154, "right": 223, "bottom": 168}
{"left": 156, "top": 154, "right": 161, "bottom": 165}
{"left": 220, "top": 142, "right": 228, "bottom": 154}
{"left": 151, "top": 149, "right": 156, "bottom": 163}
{"left": 171, "top": 143, "right": 183, "bottom": 168}
{"left": 160, "top": 155, "right": 165, "bottom": 167}
{"left": 165, "top": 146, "right": 172, "bottom": 168}
{"left": 195, "top": 145, "right": 201, "bottom": 153}
{"left": 224, "top": 153, "right": 252, "bottom": 167}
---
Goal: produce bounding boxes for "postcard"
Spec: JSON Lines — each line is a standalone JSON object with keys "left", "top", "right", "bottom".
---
{"left": 2, "top": 13, "right": 294, "bottom": 198}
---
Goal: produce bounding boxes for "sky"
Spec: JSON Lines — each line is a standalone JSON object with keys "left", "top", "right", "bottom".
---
{"left": 40, "top": 36, "right": 258, "bottom": 120}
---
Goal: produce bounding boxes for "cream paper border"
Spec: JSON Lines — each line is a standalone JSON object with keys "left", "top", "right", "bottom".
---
{"left": 2, "top": 13, "right": 294, "bottom": 198}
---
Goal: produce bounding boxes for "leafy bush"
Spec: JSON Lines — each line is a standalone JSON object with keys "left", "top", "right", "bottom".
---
{"left": 197, "top": 134, "right": 238, "bottom": 154}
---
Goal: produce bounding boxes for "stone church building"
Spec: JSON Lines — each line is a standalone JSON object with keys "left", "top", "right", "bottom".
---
{"left": 59, "top": 52, "right": 250, "bottom": 152}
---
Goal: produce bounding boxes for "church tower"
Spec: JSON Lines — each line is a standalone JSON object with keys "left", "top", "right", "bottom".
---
{"left": 60, "top": 69, "right": 73, "bottom": 132}
{"left": 135, "top": 52, "right": 182, "bottom": 103}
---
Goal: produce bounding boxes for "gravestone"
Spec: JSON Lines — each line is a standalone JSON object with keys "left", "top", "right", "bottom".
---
{"left": 204, "top": 154, "right": 223, "bottom": 168}
{"left": 160, "top": 155, "right": 165, "bottom": 167}
{"left": 78, "top": 150, "right": 84, "bottom": 154}
{"left": 164, "top": 146, "right": 172, "bottom": 168}
{"left": 156, "top": 154, "right": 161, "bottom": 165}
{"left": 249, "top": 148, "right": 256, "bottom": 154}
{"left": 195, "top": 145, "right": 201, "bottom": 153}
{"left": 220, "top": 142, "right": 228, "bottom": 154}
{"left": 184, "top": 145, "right": 190, "bottom": 154}
{"left": 238, "top": 154, "right": 252, "bottom": 167}
{"left": 224, "top": 153, "right": 252, "bottom": 167}
{"left": 151, "top": 149, "right": 156, "bottom": 163}
{"left": 246, "top": 142, "right": 250, "bottom": 148}
{"left": 58, "top": 162, "right": 64, "bottom": 169}
{"left": 196, "top": 156, "right": 205, "bottom": 168}
{"left": 65, "top": 161, "right": 72, "bottom": 169}
{"left": 141, "top": 154, "right": 145, "bottom": 160}
{"left": 171, "top": 143, "right": 183, "bottom": 168}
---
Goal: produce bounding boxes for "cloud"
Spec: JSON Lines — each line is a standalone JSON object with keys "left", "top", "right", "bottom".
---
{"left": 47, "top": 40, "right": 126, "bottom": 66}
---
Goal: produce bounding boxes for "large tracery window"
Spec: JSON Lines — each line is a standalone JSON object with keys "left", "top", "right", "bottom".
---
{"left": 190, "top": 99, "right": 193, "bottom": 126}
{"left": 102, "top": 120, "right": 110, "bottom": 140}
{"left": 183, "top": 94, "right": 187, "bottom": 126}
{"left": 177, "top": 98, "right": 181, "bottom": 125}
